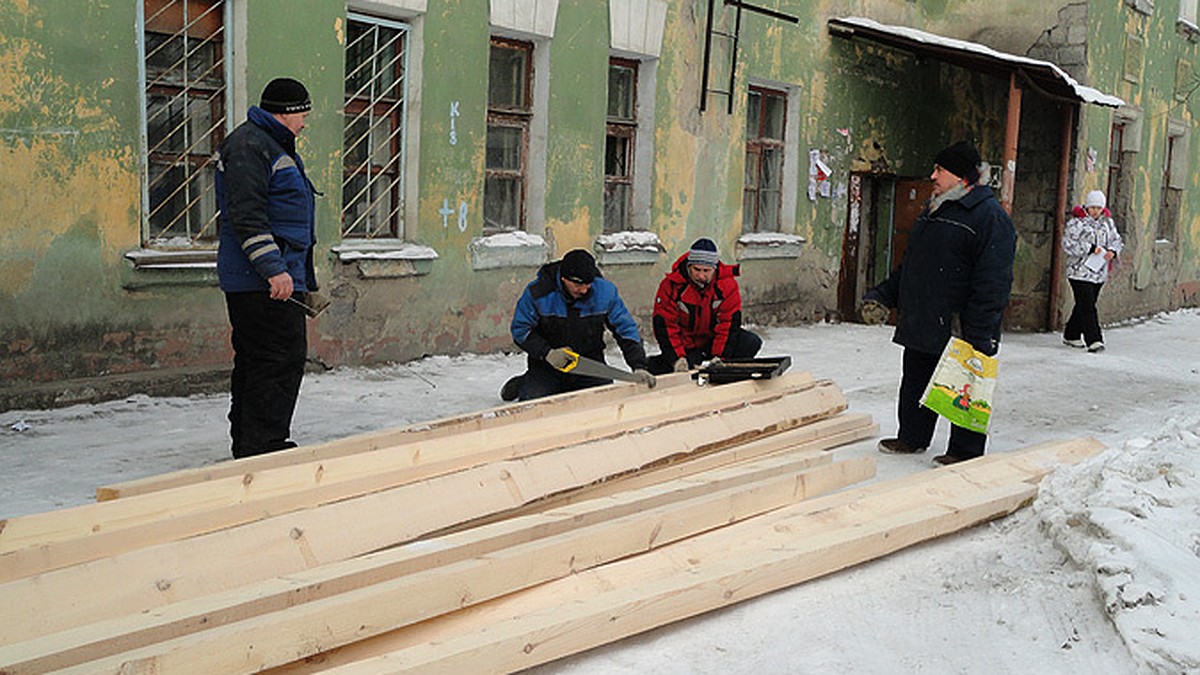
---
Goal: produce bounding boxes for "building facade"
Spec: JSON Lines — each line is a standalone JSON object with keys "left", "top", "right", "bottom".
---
{"left": 1, "top": 0, "right": 1196, "bottom": 408}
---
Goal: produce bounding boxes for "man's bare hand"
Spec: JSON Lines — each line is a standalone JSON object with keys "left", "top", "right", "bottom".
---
{"left": 268, "top": 272, "right": 294, "bottom": 301}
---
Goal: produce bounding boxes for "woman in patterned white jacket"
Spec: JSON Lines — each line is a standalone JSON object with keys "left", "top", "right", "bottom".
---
{"left": 1062, "top": 190, "right": 1123, "bottom": 352}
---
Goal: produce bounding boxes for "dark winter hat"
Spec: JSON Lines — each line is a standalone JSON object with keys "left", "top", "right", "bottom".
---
{"left": 687, "top": 238, "right": 719, "bottom": 267}
{"left": 560, "top": 249, "right": 599, "bottom": 284}
{"left": 259, "top": 77, "right": 312, "bottom": 114}
{"left": 934, "top": 140, "right": 981, "bottom": 183}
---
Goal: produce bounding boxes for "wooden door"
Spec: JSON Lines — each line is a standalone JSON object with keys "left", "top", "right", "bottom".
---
{"left": 890, "top": 179, "right": 933, "bottom": 271}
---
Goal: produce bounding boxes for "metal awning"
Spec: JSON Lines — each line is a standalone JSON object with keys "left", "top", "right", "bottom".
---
{"left": 828, "top": 16, "right": 1124, "bottom": 108}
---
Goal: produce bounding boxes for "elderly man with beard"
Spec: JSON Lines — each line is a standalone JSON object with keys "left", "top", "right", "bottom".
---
{"left": 860, "top": 140, "right": 1016, "bottom": 466}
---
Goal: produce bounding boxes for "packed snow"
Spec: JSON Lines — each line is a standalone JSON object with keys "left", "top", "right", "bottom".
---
{"left": 2, "top": 310, "right": 1198, "bottom": 674}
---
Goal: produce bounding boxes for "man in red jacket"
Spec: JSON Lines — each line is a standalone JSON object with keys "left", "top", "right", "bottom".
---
{"left": 648, "top": 238, "right": 762, "bottom": 374}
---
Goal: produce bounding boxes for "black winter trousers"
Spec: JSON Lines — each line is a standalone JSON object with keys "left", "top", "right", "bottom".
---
{"left": 517, "top": 357, "right": 611, "bottom": 401}
{"left": 225, "top": 291, "right": 307, "bottom": 458}
{"left": 898, "top": 347, "right": 986, "bottom": 459}
{"left": 1063, "top": 279, "right": 1104, "bottom": 346}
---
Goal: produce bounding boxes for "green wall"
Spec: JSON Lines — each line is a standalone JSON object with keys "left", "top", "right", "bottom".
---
{"left": 1, "top": 0, "right": 1196, "bottom": 408}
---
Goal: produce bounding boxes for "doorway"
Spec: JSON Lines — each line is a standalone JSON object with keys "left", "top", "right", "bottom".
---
{"left": 836, "top": 174, "right": 932, "bottom": 322}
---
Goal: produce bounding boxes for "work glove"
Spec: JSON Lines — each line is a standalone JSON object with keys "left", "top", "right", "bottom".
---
{"left": 672, "top": 357, "right": 691, "bottom": 373}
{"left": 545, "top": 347, "right": 574, "bottom": 371}
{"left": 860, "top": 299, "right": 889, "bottom": 326}
{"left": 632, "top": 369, "right": 657, "bottom": 388}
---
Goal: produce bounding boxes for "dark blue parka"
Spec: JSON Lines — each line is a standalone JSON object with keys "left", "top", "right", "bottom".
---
{"left": 216, "top": 106, "right": 317, "bottom": 293}
{"left": 511, "top": 261, "right": 648, "bottom": 370}
{"left": 866, "top": 185, "right": 1016, "bottom": 356}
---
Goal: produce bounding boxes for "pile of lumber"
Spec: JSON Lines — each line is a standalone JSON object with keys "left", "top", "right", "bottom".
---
{"left": 0, "top": 372, "right": 1104, "bottom": 674}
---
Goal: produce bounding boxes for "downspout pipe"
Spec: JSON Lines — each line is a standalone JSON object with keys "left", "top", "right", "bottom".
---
{"left": 1000, "top": 72, "right": 1022, "bottom": 214}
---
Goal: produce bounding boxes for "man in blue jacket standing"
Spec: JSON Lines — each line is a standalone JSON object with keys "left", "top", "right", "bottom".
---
{"left": 216, "top": 77, "right": 317, "bottom": 458}
{"left": 860, "top": 140, "right": 1016, "bottom": 466}
{"left": 501, "top": 249, "right": 653, "bottom": 401}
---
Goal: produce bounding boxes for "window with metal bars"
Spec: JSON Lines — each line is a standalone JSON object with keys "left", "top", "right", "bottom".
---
{"left": 604, "top": 58, "right": 637, "bottom": 233}
{"left": 343, "top": 14, "right": 409, "bottom": 240}
{"left": 484, "top": 38, "right": 532, "bottom": 233}
{"left": 743, "top": 86, "right": 786, "bottom": 233}
{"left": 140, "top": 0, "right": 227, "bottom": 247}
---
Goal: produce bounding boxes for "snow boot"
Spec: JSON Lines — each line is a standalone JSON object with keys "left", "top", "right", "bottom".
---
{"left": 878, "top": 438, "right": 926, "bottom": 455}
{"left": 500, "top": 375, "right": 523, "bottom": 402}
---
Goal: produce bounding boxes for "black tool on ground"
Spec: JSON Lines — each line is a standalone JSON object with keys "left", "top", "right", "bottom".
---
{"left": 695, "top": 356, "right": 792, "bottom": 384}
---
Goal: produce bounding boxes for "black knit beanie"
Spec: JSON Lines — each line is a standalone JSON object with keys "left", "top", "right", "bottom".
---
{"left": 559, "top": 249, "right": 599, "bottom": 284}
{"left": 260, "top": 78, "right": 312, "bottom": 114}
{"left": 934, "top": 141, "right": 981, "bottom": 183}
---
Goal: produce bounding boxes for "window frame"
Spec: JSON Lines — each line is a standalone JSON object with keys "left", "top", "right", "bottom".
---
{"left": 603, "top": 57, "right": 638, "bottom": 233}
{"left": 137, "top": 0, "right": 230, "bottom": 249}
{"left": 341, "top": 12, "right": 411, "bottom": 241}
{"left": 484, "top": 37, "right": 534, "bottom": 233}
{"left": 1106, "top": 122, "right": 1125, "bottom": 224}
{"left": 742, "top": 85, "right": 787, "bottom": 234}
{"left": 1156, "top": 127, "right": 1186, "bottom": 242}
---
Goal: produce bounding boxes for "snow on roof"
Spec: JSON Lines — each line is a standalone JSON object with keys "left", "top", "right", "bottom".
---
{"left": 829, "top": 16, "right": 1125, "bottom": 109}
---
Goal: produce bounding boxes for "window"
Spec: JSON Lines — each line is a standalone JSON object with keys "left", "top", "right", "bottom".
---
{"left": 140, "top": 0, "right": 227, "bottom": 247}
{"left": 1157, "top": 128, "right": 1187, "bottom": 241}
{"left": 1106, "top": 122, "right": 1125, "bottom": 221}
{"left": 1124, "top": 34, "right": 1144, "bottom": 84}
{"left": 343, "top": 14, "right": 409, "bottom": 240}
{"left": 743, "top": 86, "right": 786, "bottom": 233}
{"left": 604, "top": 58, "right": 638, "bottom": 233}
{"left": 484, "top": 38, "right": 533, "bottom": 233}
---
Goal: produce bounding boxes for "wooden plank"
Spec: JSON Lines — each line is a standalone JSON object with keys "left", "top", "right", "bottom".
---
{"left": 0, "top": 374, "right": 817, "bottom": 580}
{"left": 8, "top": 457, "right": 874, "bottom": 674}
{"left": 270, "top": 438, "right": 1106, "bottom": 674}
{"left": 452, "top": 413, "right": 877, "bottom": 533}
{"left": 95, "top": 372, "right": 700, "bottom": 501}
{"left": 0, "top": 382, "right": 848, "bottom": 643}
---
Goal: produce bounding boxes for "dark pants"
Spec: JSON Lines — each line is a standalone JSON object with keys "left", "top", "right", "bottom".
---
{"left": 225, "top": 291, "right": 308, "bottom": 458}
{"left": 1063, "top": 279, "right": 1104, "bottom": 345}
{"left": 517, "top": 358, "right": 611, "bottom": 401}
{"left": 647, "top": 328, "right": 763, "bottom": 375}
{"left": 898, "top": 347, "right": 986, "bottom": 459}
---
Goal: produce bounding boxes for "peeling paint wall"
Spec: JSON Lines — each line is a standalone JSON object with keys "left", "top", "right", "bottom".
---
{"left": 1070, "top": 0, "right": 1200, "bottom": 322}
{"left": 0, "top": 1, "right": 231, "bottom": 392}
{"left": 1, "top": 0, "right": 1196, "bottom": 409}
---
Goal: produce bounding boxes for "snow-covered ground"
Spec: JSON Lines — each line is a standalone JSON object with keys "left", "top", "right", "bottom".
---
{"left": 2, "top": 310, "right": 1198, "bottom": 674}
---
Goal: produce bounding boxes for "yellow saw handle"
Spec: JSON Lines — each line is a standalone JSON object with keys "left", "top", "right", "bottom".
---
{"left": 558, "top": 349, "right": 581, "bottom": 373}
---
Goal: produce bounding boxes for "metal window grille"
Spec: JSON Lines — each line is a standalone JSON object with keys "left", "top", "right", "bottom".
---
{"left": 484, "top": 39, "right": 532, "bottom": 233}
{"left": 604, "top": 59, "right": 637, "bottom": 233}
{"left": 342, "top": 14, "right": 409, "bottom": 239}
{"left": 139, "top": 0, "right": 227, "bottom": 247}
{"left": 743, "top": 86, "right": 786, "bottom": 233}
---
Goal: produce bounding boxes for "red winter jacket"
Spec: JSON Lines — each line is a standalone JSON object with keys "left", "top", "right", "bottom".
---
{"left": 652, "top": 253, "right": 744, "bottom": 363}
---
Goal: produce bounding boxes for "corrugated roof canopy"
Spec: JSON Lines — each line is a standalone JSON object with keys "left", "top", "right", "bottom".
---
{"left": 828, "top": 16, "right": 1124, "bottom": 108}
